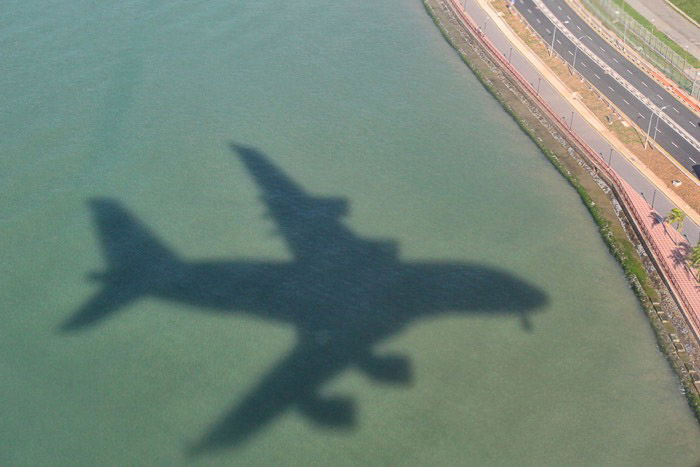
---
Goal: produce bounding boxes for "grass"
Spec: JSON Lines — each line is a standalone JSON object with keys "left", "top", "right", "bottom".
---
{"left": 586, "top": 0, "right": 700, "bottom": 69}
{"left": 668, "top": 0, "right": 700, "bottom": 24}
{"left": 422, "top": 0, "right": 699, "bottom": 423}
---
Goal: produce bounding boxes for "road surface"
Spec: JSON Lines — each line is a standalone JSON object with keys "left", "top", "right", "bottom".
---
{"left": 513, "top": 0, "right": 700, "bottom": 175}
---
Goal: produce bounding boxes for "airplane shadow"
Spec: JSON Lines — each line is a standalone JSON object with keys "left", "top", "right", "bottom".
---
{"left": 61, "top": 143, "right": 548, "bottom": 454}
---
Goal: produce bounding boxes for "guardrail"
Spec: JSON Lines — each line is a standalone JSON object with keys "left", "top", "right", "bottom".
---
{"left": 441, "top": 0, "right": 700, "bottom": 340}
{"left": 531, "top": 0, "right": 700, "bottom": 153}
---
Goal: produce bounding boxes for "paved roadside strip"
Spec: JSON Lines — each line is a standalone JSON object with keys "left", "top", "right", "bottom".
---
{"left": 463, "top": 0, "right": 700, "bottom": 233}
{"left": 441, "top": 0, "right": 700, "bottom": 338}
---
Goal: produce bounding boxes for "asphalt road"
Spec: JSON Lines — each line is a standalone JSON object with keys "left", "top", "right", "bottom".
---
{"left": 513, "top": 0, "right": 700, "bottom": 175}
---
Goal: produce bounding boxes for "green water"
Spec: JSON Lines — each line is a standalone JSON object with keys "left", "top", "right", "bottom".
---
{"left": 2, "top": 0, "right": 699, "bottom": 465}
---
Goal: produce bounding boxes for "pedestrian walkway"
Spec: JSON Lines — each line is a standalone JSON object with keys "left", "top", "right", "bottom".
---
{"left": 624, "top": 0, "right": 700, "bottom": 60}
{"left": 443, "top": 0, "right": 700, "bottom": 339}
{"left": 619, "top": 175, "right": 700, "bottom": 339}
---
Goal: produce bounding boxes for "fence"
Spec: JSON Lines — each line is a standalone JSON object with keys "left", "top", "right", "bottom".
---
{"left": 580, "top": 0, "right": 699, "bottom": 99}
{"left": 437, "top": 0, "right": 700, "bottom": 339}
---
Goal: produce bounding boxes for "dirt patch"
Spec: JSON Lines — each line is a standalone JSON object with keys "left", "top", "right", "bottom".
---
{"left": 423, "top": 0, "right": 700, "bottom": 420}
{"left": 493, "top": 0, "right": 700, "bottom": 213}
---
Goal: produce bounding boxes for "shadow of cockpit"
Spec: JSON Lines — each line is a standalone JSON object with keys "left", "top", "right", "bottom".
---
{"left": 62, "top": 143, "right": 548, "bottom": 454}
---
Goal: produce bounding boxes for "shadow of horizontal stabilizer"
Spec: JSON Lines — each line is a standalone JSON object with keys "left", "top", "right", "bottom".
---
{"left": 67, "top": 143, "right": 548, "bottom": 454}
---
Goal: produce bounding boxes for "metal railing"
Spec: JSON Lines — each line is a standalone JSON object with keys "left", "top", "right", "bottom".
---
{"left": 441, "top": 0, "right": 700, "bottom": 340}
{"left": 580, "top": 0, "right": 699, "bottom": 99}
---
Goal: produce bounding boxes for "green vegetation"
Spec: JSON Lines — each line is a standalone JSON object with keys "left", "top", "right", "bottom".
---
{"left": 668, "top": 0, "right": 700, "bottom": 24}
{"left": 666, "top": 208, "right": 687, "bottom": 232}
{"left": 587, "top": 0, "right": 699, "bottom": 68}
{"left": 423, "top": 0, "right": 699, "bottom": 423}
{"left": 688, "top": 243, "right": 700, "bottom": 269}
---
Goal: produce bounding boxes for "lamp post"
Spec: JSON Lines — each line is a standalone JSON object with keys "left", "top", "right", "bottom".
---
{"left": 549, "top": 20, "right": 569, "bottom": 57}
{"left": 572, "top": 35, "right": 589, "bottom": 74}
{"left": 653, "top": 105, "right": 669, "bottom": 141}
{"left": 644, "top": 105, "right": 667, "bottom": 149}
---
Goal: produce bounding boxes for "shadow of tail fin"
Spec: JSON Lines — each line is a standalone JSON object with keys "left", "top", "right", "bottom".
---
{"left": 60, "top": 198, "right": 177, "bottom": 332}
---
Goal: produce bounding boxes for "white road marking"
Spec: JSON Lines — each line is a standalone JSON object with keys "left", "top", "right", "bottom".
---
{"left": 568, "top": 50, "right": 574, "bottom": 55}
{"left": 581, "top": 62, "right": 588, "bottom": 67}
{"left": 612, "top": 57, "right": 619, "bottom": 63}
{"left": 622, "top": 98, "right": 630, "bottom": 105}
{"left": 556, "top": 39, "right": 562, "bottom": 44}
{"left": 608, "top": 86, "right": 615, "bottom": 92}
{"left": 671, "top": 141, "right": 679, "bottom": 148}
{"left": 576, "top": 24, "right": 581, "bottom": 30}
{"left": 690, "top": 157, "right": 697, "bottom": 164}
{"left": 691, "top": 120, "right": 696, "bottom": 125}
{"left": 546, "top": 28, "right": 551, "bottom": 34}
{"left": 656, "top": 129, "right": 663, "bottom": 134}
{"left": 557, "top": 5, "right": 562, "bottom": 10}
{"left": 566, "top": 15, "right": 571, "bottom": 20}
{"left": 672, "top": 107, "right": 679, "bottom": 114}
{"left": 626, "top": 69, "right": 632, "bottom": 75}
{"left": 594, "top": 73, "right": 600, "bottom": 79}
{"left": 656, "top": 94, "right": 663, "bottom": 100}
{"left": 536, "top": 17, "right": 541, "bottom": 23}
{"left": 641, "top": 81, "right": 648, "bottom": 87}
{"left": 527, "top": 8, "right": 532, "bottom": 13}
{"left": 638, "top": 113, "right": 644, "bottom": 118}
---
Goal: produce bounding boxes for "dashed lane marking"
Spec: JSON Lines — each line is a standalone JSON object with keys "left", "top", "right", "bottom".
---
{"left": 626, "top": 69, "right": 632, "bottom": 75}
{"left": 690, "top": 157, "right": 697, "bottom": 164}
{"left": 671, "top": 141, "right": 679, "bottom": 148}
{"left": 641, "top": 81, "right": 648, "bottom": 87}
{"left": 672, "top": 107, "right": 679, "bottom": 113}
{"left": 622, "top": 98, "right": 630, "bottom": 105}
{"left": 608, "top": 86, "right": 615, "bottom": 92}
{"left": 581, "top": 62, "right": 588, "bottom": 67}
{"left": 594, "top": 73, "right": 600, "bottom": 79}
{"left": 612, "top": 57, "right": 619, "bottom": 63}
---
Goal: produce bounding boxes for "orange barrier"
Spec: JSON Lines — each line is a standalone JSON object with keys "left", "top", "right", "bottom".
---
{"left": 442, "top": 0, "right": 700, "bottom": 340}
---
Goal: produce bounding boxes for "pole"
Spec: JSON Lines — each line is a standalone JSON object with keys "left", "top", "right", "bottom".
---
{"left": 550, "top": 27, "right": 557, "bottom": 57}
{"left": 508, "top": 47, "right": 513, "bottom": 63}
{"left": 651, "top": 189, "right": 656, "bottom": 209}
{"left": 644, "top": 107, "right": 654, "bottom": 149}
{"left": 572, "top": 46, "right": 578, "bottom": 73}
{"left": 653, "top": 106, "right": 667, "bottom": 141}
{"left": 536, "top": 77, "right": 541, "bottom": 95}
{"left": 608, "top": 147, "right": 613, "bottom": 165}
{"left": 570, "top": 111, "right": 574, "bottom": 129}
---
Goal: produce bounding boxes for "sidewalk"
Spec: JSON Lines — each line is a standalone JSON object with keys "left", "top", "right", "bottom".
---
{"left": 461, "top": 0, "right": 700, "bottom": 244}
{"left": 625, "top": 0, "right": 700, "bottom": 59}
{"left": 441, "top": 0, "right": 700, "bottom": 339}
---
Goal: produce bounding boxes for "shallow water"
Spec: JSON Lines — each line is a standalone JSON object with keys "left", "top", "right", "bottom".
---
{"left": 1, "top": 0, "right": 699, "bottom": 465}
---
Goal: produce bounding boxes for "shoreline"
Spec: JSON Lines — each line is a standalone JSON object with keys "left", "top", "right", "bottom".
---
{"left": 421, "top": 0, "right": 700, "bottom": 423}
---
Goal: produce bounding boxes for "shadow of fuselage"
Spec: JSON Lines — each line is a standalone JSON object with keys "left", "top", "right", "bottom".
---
{"left": 62, "top": 143, "right": 548, "bottom": 454}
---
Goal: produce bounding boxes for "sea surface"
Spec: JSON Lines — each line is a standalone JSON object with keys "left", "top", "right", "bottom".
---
{"left": 2, "top": 0, "right": 699, "bottom": 465}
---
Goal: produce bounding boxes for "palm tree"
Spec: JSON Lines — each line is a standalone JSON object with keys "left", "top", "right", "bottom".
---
{"left": 688, "top": 243, "right": 700, "bottom": 269}
{"left": 666, "top": 208, "right": 686, "bottom": 233}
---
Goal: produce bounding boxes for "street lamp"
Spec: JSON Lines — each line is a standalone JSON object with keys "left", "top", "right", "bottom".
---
{"left": 653, "top": 105, "right": 669, "bottom": 141}
{"left": 644, "top": 105, "right": 668, "bottom": 149}
{"left": 572, "top": 35, "right": 589, "bottom": 73}
{"left": 549, "top": 20, "right": 569, "bottom": 57}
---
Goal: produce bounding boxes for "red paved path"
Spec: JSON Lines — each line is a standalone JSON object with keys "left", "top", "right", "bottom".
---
{"left": 442, "top": 0, "right": 700, "bottom": 341}
{"left": 618, "top": 176, "right": 700, "bottom": 339}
